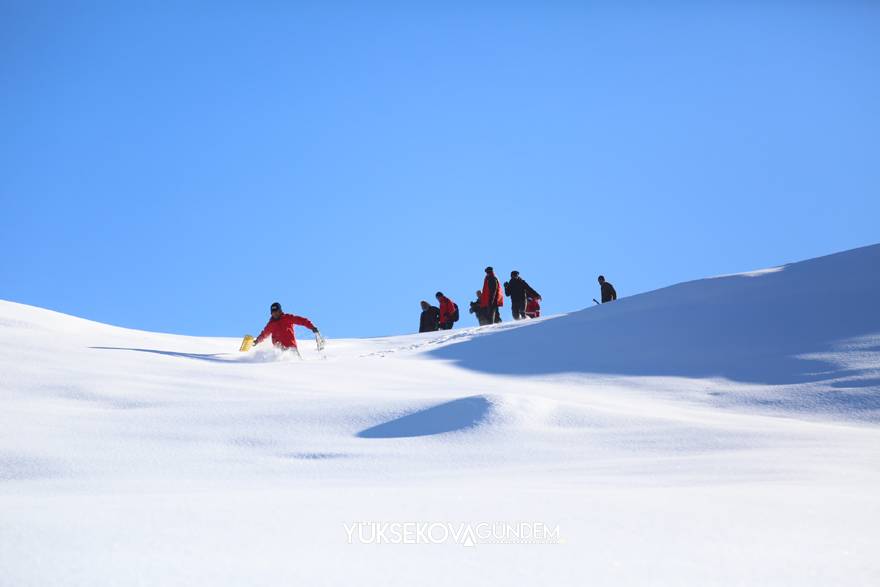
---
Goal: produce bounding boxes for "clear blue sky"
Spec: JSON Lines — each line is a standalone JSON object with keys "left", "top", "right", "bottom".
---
{"left": 2, "top": 2, "right": 878, "bottom": 338}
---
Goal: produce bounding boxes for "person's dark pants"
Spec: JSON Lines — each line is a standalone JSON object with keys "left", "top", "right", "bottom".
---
{"left": 511, "top": 298, "right": 526, "bottom": 320}
{"left": 439, "top": 322, "right": 453, "bottom": 330}
{"left": 488, "top": 304, "right": 502, "bottom": 324}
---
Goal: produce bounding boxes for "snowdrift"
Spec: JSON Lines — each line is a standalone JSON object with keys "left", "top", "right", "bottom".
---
{"left": 432, "top": 244, "right": 880, "bottom": 416}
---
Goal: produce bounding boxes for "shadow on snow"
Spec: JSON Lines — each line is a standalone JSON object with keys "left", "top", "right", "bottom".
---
{"left": 357, "top": 396, "right": 492, "bottom": 439}
{"left": 90, "top": 347, "right": 235, "bottom": 363}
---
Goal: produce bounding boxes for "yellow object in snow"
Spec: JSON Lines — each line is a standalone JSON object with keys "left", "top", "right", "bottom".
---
{"left": 239, "top": 334, "right": 255, "bottom": 352}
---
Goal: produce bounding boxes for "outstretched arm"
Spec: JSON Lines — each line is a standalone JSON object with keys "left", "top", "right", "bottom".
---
{"left": 292, "top": 315, "right": 319, "bottom": 332}
{"left": 254, "top": 322, "right": 271, "bottom": 344}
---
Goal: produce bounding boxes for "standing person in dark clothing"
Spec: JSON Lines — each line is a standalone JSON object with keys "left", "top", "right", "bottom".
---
{"left": 503, "top": 270, "right": 541, "bottom": 320}
{"left": 469, "top": 290, "right": 489, "bottom": 326}
{"left": 419, "top": 300, "right": 440, "bottom": 332}
{"left": 598, "top": 275, "right": 617, "bottom": 303}
{"left": 435, "top": 292, "right": 457, "bottom": 330}
{"left": 480, "top": 267, "right": 504, "bottom": 324}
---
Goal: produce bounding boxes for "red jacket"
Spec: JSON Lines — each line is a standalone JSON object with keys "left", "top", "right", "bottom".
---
{"left": 480, "top": 275, "right": 504, "bottom": 308}
{"left": 526, "top": 297, "right": 541, "bottom": 318}
{"left": 438, "top": 296, "right": 456, "bottom": 325}
{"left": 255, "top": 313, "right": 316, "bottom": 348}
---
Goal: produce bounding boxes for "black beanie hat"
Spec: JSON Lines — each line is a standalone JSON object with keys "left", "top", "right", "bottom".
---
{"left": 270, "top": 302, "right": 282, "bottom": 312}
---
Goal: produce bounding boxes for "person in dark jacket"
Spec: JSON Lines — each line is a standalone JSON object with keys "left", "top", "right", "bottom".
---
{"left": 469, "top": 290, "right": 489, "bottom": 326}
{"left": 419, "top": 300, "right": 440, "bottom": 332}
{"left": 480, "top": 267, "right": 503, "bottom": 324}
{"left": 503, "top": 270, "right": 541, "bottom": 320}
{"left": 598, "top": 275, "right": 617, "bottom": 303}
{"left": 435, "top": 292, "right": 457, "bottom": 330}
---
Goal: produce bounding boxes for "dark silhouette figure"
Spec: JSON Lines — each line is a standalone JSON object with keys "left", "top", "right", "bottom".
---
{"left": 598, "top": 275, "right": 617, "bottom": 303}
{"left": 419, "top": 301, "right": 440, "bottom": 332}
{"left": 504, "top": 270, "right": 541, "bottom": 320}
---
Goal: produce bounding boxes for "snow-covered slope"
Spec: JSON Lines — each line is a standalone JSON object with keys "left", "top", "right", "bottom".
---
{"left": 433, "top": 243, "right": 880, "bottom": 420}
{"left": 1, "top": 245, "right": 879, "bottom": 586}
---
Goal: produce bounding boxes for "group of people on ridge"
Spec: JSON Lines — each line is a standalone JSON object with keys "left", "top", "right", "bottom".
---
{"left": 248, "top": 273, "right": 617, "bottom": 351}
{"left": 419, "top": 292, "right": 459, "bottom": 333}
{"left": 419, "top": 269, "right": 616, "bottom": 333}
{"left": 467, "top": 267, "right": 542, "bottom": 326}
{"left": 419, "top": 267, "right": 599, "bottom": 333}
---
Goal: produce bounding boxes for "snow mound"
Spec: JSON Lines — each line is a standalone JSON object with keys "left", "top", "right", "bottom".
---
{"left": 431, "top": 244, "right": 880, "bottom": 419}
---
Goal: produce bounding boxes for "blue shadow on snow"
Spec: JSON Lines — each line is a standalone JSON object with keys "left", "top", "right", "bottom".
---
{"left": 357, "top": 396, "right": 491, "bottom": 439}
{"left": 90, "top": 347, "right": 234, "bottom": 363}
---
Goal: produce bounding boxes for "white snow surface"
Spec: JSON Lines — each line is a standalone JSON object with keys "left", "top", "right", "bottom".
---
{"left": 2, "top": 245, "right": 879, "bottom": 586}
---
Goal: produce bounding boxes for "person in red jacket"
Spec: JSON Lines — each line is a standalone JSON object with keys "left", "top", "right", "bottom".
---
{"left": 435, "top": 291, "right": 457, "bottom": 330}
{"left": 480, "top": 267, "right": 504, "bottom": 324}
{"left": 254, "top": 302, "right": 319, "bottom": 349}
{"left": 525, "top": 295, "right": 541, "bottom": 319}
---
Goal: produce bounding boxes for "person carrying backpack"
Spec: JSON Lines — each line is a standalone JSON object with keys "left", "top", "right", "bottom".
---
{"left": 419, "top": 300, "right": 441, "bottom": 333}
{"left": 480, "top": 267, "right": 504, "bottom": 324}
{"left": 435, "top": 292, "right": 459, "bottom": 330}
{"left": 503, "top": 270, "right": 541, "bottom": 320}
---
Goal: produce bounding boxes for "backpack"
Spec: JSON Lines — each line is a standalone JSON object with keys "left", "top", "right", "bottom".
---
{"left": 452, "top": 303, "right": 460, "bottom": 323}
